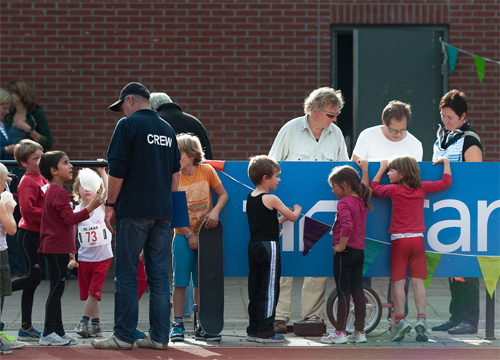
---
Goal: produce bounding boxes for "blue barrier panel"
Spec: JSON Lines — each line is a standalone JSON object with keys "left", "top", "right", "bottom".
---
{"left": 217, "top": 161, "right": 500, "bottom": 277}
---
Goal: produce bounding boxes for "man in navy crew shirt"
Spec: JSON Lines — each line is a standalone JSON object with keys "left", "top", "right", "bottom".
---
{"left": 92, "top": 82, "right": 180, "bottom": 350}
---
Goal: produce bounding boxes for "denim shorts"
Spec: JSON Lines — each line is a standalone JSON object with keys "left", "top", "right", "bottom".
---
{"left": 172, "top": 234, "right": 198, "bottom": 287}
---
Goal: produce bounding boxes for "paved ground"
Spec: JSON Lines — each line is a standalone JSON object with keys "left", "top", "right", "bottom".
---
{"left": 2, "top": 276, "right": 499, "bottom": 359}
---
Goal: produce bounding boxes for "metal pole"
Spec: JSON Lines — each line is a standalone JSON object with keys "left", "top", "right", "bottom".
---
{"left": 484, "top": 289, "right": 496, "bottom": 340}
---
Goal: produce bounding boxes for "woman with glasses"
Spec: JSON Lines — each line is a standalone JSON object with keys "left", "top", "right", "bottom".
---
{"left": 431, "top": 89, "right": 481, "bottom": 335}
{"left": 351, "top": 100, "right": 423, "bottom": 163}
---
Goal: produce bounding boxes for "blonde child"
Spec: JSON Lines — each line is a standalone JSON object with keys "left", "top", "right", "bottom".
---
{"left": 246, "top": 155, "right": 301, "bottom": 343}
{"left": 171, "top": 134, "right": 228, "bottom": 342}
{"left": 0, "top": 163, "right": 26, "bottom": 354}
{"left": 321, "top": 165, "right": 372, "bottom": 345}
{"left": 11, "top": 139, "right": 48, "bottom": 341}
{"left": 38, "top": 151, "right": 101, "bottom": 346}
{"left": 358, "top": 156, "right": 451, "bottom": 342}
{"left": 72, "top": 163, "right": 112, "bottom": 338}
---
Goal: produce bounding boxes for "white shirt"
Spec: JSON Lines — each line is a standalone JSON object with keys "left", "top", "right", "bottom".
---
{"left": 75, "top": 204, "right": 113, "bottom": 262}
{"left": 268, "top": 115, "right": 349, "bottom": 162}
{"left": 352, "top": 125, "right": 423, "bottom": 161}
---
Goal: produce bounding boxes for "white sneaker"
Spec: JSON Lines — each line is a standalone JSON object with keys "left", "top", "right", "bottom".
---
{"left": 347, "top": 331, "right": 367, "bottom": 343}
{"left": 39, "top": 332, "right": 70, "bottom": 346}
{"left": 0, "top": 331, "right": 26, "bottom": 349}
{"left": 321, "top": 331, "right": 347, "bottom": 344}
{"left": 61, "top": 333, "right": 79, "bottom": 345}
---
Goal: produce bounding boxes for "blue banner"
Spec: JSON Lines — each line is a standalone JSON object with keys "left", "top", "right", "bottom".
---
{"left": 216, "top": 161, "right": 500, "bottom": 277}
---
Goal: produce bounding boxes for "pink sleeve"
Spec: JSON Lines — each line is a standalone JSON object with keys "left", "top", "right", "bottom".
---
{"left": 337, "top": 200, "right": 353, "bottom": 238}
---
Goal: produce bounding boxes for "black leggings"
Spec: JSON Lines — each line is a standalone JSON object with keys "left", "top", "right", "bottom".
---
{"left": 11, "top": 229, "right": 42, "bottom": 329}
{"left": 333, "top": 248, "right": 366, "bottom": 332}
{"left": 43, "top": 253, "right": 68, "bottom": 336}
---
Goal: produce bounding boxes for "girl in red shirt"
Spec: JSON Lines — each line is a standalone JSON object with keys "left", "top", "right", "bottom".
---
{"left": 358, "top": 156, "right": 451, "bottom": 342}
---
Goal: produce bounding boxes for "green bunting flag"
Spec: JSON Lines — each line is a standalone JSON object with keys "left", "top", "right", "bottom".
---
{"left": 363, "top": 238, "right": 386, "bottom": 277}
{"left": 473, "top": 55, "right": 486, "bottom": 84}
{"left": 446, "top": 45, "right": 459, "bottom": 73}
{"left": 424, "top": 252, "right": 443, "bottom": 289}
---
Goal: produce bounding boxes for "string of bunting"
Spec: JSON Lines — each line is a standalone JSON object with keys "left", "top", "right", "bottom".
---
{"left": 206, "top": 160, "right": 500, "bottom": 298}
{"left": 440, "top": 38, "right": 500, "bottom": 85}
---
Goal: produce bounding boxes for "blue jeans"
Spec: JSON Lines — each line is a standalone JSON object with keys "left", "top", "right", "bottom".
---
{"left": 114, "top": 218, "right": 171, "bottom": 344}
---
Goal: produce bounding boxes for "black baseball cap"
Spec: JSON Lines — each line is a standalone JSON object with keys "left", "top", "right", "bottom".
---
{"left": 109, "top": 82, "right": 150, "bottom": 112}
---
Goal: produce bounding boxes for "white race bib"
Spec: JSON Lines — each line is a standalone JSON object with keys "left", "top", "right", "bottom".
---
{"left": 77, "top": 222, "right": 110, "bottom": 247}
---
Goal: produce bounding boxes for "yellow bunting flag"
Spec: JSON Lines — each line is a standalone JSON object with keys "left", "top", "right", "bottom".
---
{"left": 477, "top": 256, "right": 500, "bottom": 298}
{"left": 424, "top": 252, "right": 443, "bottom": 289}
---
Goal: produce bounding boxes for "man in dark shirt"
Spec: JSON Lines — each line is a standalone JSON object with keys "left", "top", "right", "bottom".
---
{"left": 150, "top": 92, "right": 213, "bottom": 159}
{"left": 92, "top": 82, "right": 180, "bottom": 350}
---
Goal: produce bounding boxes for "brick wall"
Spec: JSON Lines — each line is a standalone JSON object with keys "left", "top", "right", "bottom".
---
{"left": 1, "top": 1, "right": 498, "bottom": 161}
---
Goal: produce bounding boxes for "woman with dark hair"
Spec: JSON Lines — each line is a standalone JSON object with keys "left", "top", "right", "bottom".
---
{"left": 431, "top": 89, "right": 481, "bottom": 335}
{"left": 4, "top": 81, "right": 52, "bottom": 154}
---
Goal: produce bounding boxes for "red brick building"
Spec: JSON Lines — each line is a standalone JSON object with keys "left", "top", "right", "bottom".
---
{"left": 1, "top": 1, "right": 498, "bottom": 161}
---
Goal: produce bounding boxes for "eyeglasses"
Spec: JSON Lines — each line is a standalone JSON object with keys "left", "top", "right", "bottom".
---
{"left": 321, "top": 109, "right": 341, "bottom": 118}
{"left": 387, "top": 126, "right": 408, "bottom": 134}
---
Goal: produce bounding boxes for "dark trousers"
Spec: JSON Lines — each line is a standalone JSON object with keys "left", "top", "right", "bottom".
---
{"left": 449, "top": 277, "right": 479, "bottom": 328}
{"left": 247, "top": 240, "right": 281, "bottom": 338}
{"left": 334, "top": 248, "right": 365, "bottom": 332}
{"left": 11, "top": 229, "right": 42, "bottom": 329}
{"left": 43, "top": 254, "right": 68, "bottom": 336}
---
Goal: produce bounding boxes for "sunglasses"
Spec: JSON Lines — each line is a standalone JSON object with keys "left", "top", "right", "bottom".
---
{"left": 321, "top": 109, "right": 341, "bottom": 118}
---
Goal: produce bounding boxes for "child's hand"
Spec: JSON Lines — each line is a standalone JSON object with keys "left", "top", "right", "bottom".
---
{"left": 379, "top": 160, "right": 389, "bottom": 170}
{"left": 139, "top": 250, "right": 144, "bottom": 262}
{"left": 293, "top": 204, "right": 302, "bottom": 214}
{"left": 432, "top": 157, "right": 449, "bottom": 166}
{"left": 356, "top": 159, "right": 369, "bottom": 171}
{"left": 204, "top": 211, "right": 220, "bottom": 229}
{"left": 89, "top": 195, "right": 102, "bottom": 212}
{"left": 333, "top": 243, "right": 345, "bottom": 255}
{"left": 67, "top": 259, "right": 78, "bottom": 270}
{"left": 4, "top": 200, "right": 15, "bottom": 215}
{"left": 188, "top": 233, "right": 198, "bottom": 250}
{"left": 96, "top": 158, "right": 107, "bottom": 175}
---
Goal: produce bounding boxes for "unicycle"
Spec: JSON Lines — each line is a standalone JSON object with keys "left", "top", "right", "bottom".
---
{"left": 326, "top": 285, "right": 382, "bottom": 334}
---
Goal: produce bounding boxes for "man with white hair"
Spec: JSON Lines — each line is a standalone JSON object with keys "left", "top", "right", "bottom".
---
{"left": 150, "top": 93, "right": 213, "bottom": 160}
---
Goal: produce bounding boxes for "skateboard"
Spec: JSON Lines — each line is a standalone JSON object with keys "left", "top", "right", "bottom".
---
{"left": 197, "top": 220, "right": 224, "bottom": 335}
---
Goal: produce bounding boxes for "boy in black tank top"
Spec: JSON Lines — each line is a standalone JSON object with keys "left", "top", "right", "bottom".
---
{"left": 246, "top": 155, "right": 302, "bottom": 343}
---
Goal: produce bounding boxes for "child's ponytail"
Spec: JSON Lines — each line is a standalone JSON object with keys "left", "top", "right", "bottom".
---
{"left": 358, "top": 182, "right": 373, "bottom": 211}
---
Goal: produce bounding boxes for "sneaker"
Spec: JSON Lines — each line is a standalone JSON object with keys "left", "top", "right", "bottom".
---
{"left": 0, "top": 331, "right": 26, "bottom": 349}
{"left": 273, "top": 320, "right": 287, "bottom": 334}
{"left": 415, "top": 318, "right": 428, "bottom": 342}
{"left": 246, "top": 333, "right": 258, "bottom": 342}
{"left": 39, "top": 332, "right": 70, "bottom": 346}
{"left": 0, "top": 341, "right": 12, "bottom": 355}
{"left": 391, "top": 319, "right": 412, "bottom": 342}
{"left": 134, "top": 329, "right": 147, "bottom": 340}
{"left": 61, "top": 333, "right": 78, "bottom": 345}
{"left": 347, "top": 331, "right": 367, "bottom": 343}
{"left": 194, "top": 327, "right": 222, "bottom": 341}
{"left": 74, "top": 321, "right": 89, "bottom": 338}
{"left": 255, "top": 333, "right": 285, "bottom": 343}
{"left": 170, "top": 322, "right": 184, "bottom": 342}
{"left": 136, "top": 336, "right": 168, "bottom": 350}
{"left": 91, "top": 335, "right": 133, "bottom": 350}
{"left": 321, "top": 331, "right": 347, "bottom": 344}
{"left": 88, "top": 323, "right": 102, "bottom": 337}
{"left": 17, "top": 326, "right": 41, "bottom": 341}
